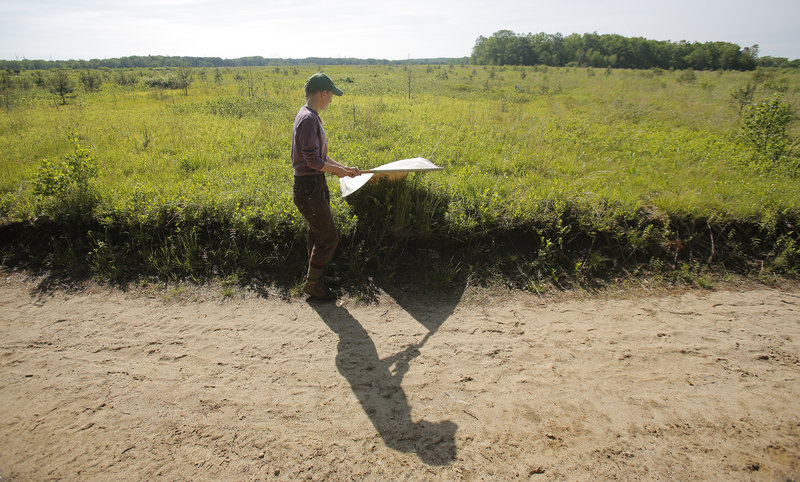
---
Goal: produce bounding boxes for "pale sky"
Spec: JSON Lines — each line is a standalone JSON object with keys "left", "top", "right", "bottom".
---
{"left": 1, "top": 0, "right": 799, "bottom": 61}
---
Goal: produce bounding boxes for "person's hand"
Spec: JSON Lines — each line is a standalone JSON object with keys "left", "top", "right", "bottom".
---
{"left": 325, "top": 163, "right": 359, "bottom": 178}
{"left": 334, "top": 165, "right": 359, "bottom": 178}
{"left": 333, "top": 165, "right": 349, "bottom": 178}
{"left": 338, "top": 166, "right": 359, "bottom": 178}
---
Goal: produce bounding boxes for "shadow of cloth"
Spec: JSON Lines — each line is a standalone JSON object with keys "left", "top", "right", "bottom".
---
{"left": 309, "top": 301, "right": 458, "bottom": 466}
{"left": 379, "top": 281, "right": 465, "bottom": 334}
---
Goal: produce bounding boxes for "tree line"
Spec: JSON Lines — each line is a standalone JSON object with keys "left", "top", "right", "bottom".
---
{"left": 471, "top": 31, "right": 800, "bottom": 70}
{"left": 0, "top": 55, "right": 463, "bottom": 71}
{"left": 2, "top": 32, "right": 797, "bottom": 72}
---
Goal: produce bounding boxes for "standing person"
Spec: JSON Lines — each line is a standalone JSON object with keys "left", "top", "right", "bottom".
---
{"left": 292, "top": 73, "right": 359, "bottom": 300}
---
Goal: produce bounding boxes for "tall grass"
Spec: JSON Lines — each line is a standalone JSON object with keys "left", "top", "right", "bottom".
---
{"left": 0, "top": 65, "right": 798, "bottom": 287}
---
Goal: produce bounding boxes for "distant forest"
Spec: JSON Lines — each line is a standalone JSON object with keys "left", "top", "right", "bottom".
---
{"left": 1, "top": 31, "right": 798, "bottom": 71}
{"left": 0, "top": 56, "right": 462, "bottom": 71}
{"left": 471, "top": 31, "right": 800, "bottom": 70}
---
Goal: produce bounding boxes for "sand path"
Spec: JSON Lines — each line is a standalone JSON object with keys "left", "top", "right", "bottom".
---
{"left": 1, "top": 276, "right": 799, "bottom": 480}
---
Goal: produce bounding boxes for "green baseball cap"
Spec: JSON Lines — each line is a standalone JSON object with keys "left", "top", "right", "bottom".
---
{"left": 306, "top": 73, "right": 343, "bottom": 96}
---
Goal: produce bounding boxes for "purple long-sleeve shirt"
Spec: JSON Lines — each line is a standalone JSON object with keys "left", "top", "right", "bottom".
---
{"left": 291, "top": 105, "right": 330, "bottom": 176}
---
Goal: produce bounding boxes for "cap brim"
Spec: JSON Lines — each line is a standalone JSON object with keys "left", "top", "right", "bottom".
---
{"left": 333, "top": 86, "right": 343, "bottom": 96}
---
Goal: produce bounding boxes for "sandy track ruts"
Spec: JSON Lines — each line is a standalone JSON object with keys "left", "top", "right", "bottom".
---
{"left": 1, "top": 277, "right": 799, "bottom": 480}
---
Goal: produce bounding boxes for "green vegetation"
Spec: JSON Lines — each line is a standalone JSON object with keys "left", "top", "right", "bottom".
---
{"left": 472, "top": 31, "right": 767, "bottom": 70}
{"left": 49, "top": 70, "right": 75, "bottom": 105}
{"left": 0, "top": 64, "right": 798, "bottom": 290}
{"left": 739, "top": 97, "right": 796, "bottom": 171}
{"left": 3, "top": 32, "right": 798, "bottom": 72}
{"left": 0, "top": 56, "right": 461, "bottom": 71}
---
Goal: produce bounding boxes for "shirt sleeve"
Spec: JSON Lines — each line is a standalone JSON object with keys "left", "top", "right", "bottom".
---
{"left": 296, "top": 117, "right": 326, "bottom": 171}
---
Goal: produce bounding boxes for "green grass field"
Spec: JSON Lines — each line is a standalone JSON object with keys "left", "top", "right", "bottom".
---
{"left": 1, "top": 64, "right": 798, "bottom": 289}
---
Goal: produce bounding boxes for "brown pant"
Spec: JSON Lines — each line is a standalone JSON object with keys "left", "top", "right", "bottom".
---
{"left": 293, "top": 174, "right": 339, "bottom": 267}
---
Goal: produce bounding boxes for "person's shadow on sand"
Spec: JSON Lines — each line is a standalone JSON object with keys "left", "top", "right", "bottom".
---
{"left": 309, "top": 299, "right": 458, "bottom": 466}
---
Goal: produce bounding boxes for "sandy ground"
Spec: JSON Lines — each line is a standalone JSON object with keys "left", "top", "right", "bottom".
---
{"left": 1, "top": 274, "right": 799, "bottom": 481}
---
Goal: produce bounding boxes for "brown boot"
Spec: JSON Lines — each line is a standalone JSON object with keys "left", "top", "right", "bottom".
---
{"left": 303, "top": 277, "right": 335, "bottom": 300}
{"left": 303, "top": 265, "right": 335, "bottom": 300}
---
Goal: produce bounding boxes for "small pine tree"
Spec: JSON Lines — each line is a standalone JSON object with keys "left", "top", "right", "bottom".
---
{"left": 50, "top": 70, "right": 75, "bottom": 105}
{"left": 678, "top": 69, "right": 697, "bottom": 83}
{"left": 114, "top": 71, "right": 136, "bottom": 87}
{"left": 731, "top": 83, "right": 756, "bottom": 114}
{"left": 175, "top": 67, "right": 193, "bottom": 96}
{"left": 1, "top": 70, "right": 14, "bottom": 110}
{"left": 33, "top": 71, "right": 47, "bottom": 88}
{"left": 79, "top": 70, "right": 102, "bottom": 92}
